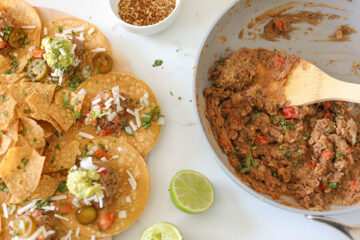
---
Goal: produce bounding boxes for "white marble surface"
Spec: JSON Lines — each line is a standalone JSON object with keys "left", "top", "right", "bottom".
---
{"left": 26, "top": 0, "right": 359, "bottom": 239}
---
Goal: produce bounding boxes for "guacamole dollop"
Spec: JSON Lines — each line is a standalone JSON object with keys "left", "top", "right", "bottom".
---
{"left": 66, "top": 169, "right": 103, "bottom": 199}
{"left": 41, "top": 37, "right": 79, "bottom": 70}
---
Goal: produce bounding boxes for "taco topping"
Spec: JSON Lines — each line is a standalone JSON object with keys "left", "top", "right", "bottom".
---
{"left": 85, "top": 87, "right": 163, "bottom": 137}
{"left": 67, "top": 144, "right": 120, "bottom": 211}
{"left": 76, "top": 206, "right": 98, "bottom": 225}
{"left": 8, "top": 28, "right": 25, "bottom": 49}
{"left": 92, "top": 52, "right": 113, "bottom": 74}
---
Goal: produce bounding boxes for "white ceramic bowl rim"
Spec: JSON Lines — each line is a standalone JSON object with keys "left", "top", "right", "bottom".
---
{"left": 109, "top": 0, "right": 181, "bottom": 29}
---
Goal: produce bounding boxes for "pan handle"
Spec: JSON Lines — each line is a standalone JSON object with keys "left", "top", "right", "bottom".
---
{"left": 306, "top": 215, "right": 360, "bottom": 240}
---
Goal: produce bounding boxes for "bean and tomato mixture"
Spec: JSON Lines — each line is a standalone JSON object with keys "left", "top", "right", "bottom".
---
{"left": 204, "top": 48, "right": 360, "bottom": 210}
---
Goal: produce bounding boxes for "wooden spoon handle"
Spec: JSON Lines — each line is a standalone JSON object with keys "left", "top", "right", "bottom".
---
{"left": 284, "top": 59, "right": 360, "bottom": 106}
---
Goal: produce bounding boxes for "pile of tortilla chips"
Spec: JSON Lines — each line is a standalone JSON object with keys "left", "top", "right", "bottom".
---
{"left": 0, "top": 0, "right": 161, "bottom": 239}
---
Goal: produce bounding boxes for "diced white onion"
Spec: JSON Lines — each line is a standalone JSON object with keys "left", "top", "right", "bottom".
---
{"left": 126, "top": 109, "right": 136, "bottom": 117}
{"left": 118, "top": 94, "right": 126, "bottom": 101}
{"left": 76, "top": 227, "right": 80, "bottom": 238}
{"left": 97, "top": 167, "right": 106, "bottom": 173}
{"left": 13, "top": 52, "right": 18, "bottom": 58}
{"left": 21, "top": 25, "right": 36, "bottom": 29}
{"left": 77, "top": 32, "right": 85, "bottom": 41}
{"left": 158, "top": 116, "right": 165, "bottom": 125}
{"left": 2, "top": 203, "right": 8, "bottom": 219}
{"left": 88, "top": 28, "right": 95, "bottom": 36}
{"left": 80, "top": 157, "right": 97, "bottom": 170}
{"left": 77, "top": 88, "right": 87, "bottom": 96}
{"left": 91, "top": 236, "right": 96, "bottom": 240}
{"left": 98, "top": 194, "right": 104, "bottom": 209}
{"left": 51, "top": 195, "right": 67, "bottom": 201}
{"left": 92, "top": 98, "right": 101, "bottom": 105}
{"left": 60, "top": 229, "right": 73, "bottom": 240}
{"left": 91, "top": 48, "right": 106, "bottom": 53}
{"left": 112, "top": 155, "right": 119, "bottom": 159}
{"left": 62, "top": 27, "right": 85, "bottom": 34}
{"left": 127, "top": 170, "right": 137, "bottom": 190}
{"left": 124, "top": 126, "right": 133, "bottom": 135}
{"left": 117, "top": 147, "right": 122, "bottom": 152}
{"left": 78, "top": 131, "right": 94, "bottom": 139}
{"left": 100, "top": 157, "right": 107, "bottom": 162}
{"left": 125, "top": 196, "right": 131, "bottom": 203}
{"left": 129, "top": 120, "right": 137, "bottom": 132}
{"left": 118, "top": 210, "right": 127, "bottom": 219}
{"left": 143, "top": 92, "right": 149, "bottom": 98}
{"left": 107, "top": 111, "right": 117, "bottom": 121}
{"left": 87, "top": 145, "right": 98, "bottom": 155}
{"left": 43, "top": 27, "right": 48, "bottom": 35}
{"left": 17, "top": 199, "right": 40, "bottom": 215}
{"left": 54, "top": 214, "right": 69, "bottom": 221}
{"left": 135, "top": 109, "right": 141, "bottom": 128}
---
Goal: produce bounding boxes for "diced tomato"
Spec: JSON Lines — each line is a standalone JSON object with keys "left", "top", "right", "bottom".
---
{"left": 319, "top": 181, "right": 325, "bottom": 191}
{"left": 98, "top": 213, "right": 115, "bottom": 232}
{"left": 323, "top": 109, "right": 332, "bottom": 119}
{"left": 54, "top": 201, "right": 71, "bottom": 214}
{"left": 257, "top": 133, "right": 269, "bottom": 144}
{"left": 0, "top": 5, "right": 4, "bottom": 12}
{"left": 349, "top": 180, "right": 357, "bottom": 191}
{"left": 75, "top": 119, "right": 84, "bottom": 127}
{"left": 273, "top": 18, "right": 285, "bottom": 31}
{"left": 272, "top": 55, "right": 286, "bottom": 70}
{"left": 99, "top": 169, "right": 108, "bottom": 175}
{"left": 32, "top": 48, "right": 45, "bottom": 59}
{"left": 0, "top": 41, "right": 7, "bottom": 49}
{"left": 93, "top": 147, "right": 110, "bottom": 159}
{"left": 308, "top": 163, "right": 315, "bottom": 169}
{"left": 321, "top": 149, "right": 332, "bottom": 160}
{"left": 283, "top": 107, "right": 296, "bottom": 119}
{"left": 98, "top": 129, "right": 114, "bottom": 137}
{"left": 323, "top": 101, "right": 331, "bottom": 108}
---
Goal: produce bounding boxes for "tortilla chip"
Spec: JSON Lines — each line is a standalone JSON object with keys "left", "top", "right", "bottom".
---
{"left": 28, "top": 175, "right": 60, "bottom": 200}
{"left": 37, "top": 120, "right": 56, "bottom": 139}
{"left": 43, "top": 18, "right": 112, "bottom": 82}
{"left": 0, "top": 92, "right": 17, "bottom": 131}
{"left": 0, "top": 0, "right": 42, "bottom": 75}
{"left": 48, "top": 89, "right": 85, "bottom": 131}
{"left": 43, "top": 139, "right": 79, "bottom": 173}
{"left": 0, "top": 146, "right": 45, "bottom": 203}
{"left": 25, "top": 84, "right": 57, "bottom": 119}
{"left": 7, "top": 82, "right": 56, "bottom": 119}
{"left": 61, "top": 137, "right": 150, "bottom": 237}
{"left": 19, "top": 118, "right": 45, "bottom": 149}
{"left": 72, "top": 72, "right": 162, "bottom": 156}
{"left": 0, "top": 119, "right": 19, "bottom": 155}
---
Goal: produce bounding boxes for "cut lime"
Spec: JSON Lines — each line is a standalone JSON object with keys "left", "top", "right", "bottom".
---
{"left": 140, "top": 222, "right": 183, "bottom": 240}
{"left": 169, "top": 170, "right": 215, "bottom": 214}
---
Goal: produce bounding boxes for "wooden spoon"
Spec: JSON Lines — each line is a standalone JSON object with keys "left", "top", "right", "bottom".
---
{"left": 284, "top": 59, "right": 360, "bottom": 106}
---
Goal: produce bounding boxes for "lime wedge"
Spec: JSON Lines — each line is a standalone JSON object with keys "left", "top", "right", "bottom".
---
{"left": 140, "top": 222, "right": 183, "bottom": 240}
{"left": 169, "top": 170, "right": 215, "bottom": 214}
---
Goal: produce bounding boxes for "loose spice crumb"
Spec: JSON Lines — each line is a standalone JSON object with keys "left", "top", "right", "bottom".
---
{"left": 118, "top": 0, "right": 176, "bottom": 26}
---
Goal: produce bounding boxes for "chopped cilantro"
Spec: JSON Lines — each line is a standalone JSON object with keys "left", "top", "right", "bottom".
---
{"left": 21, "top": 124, "right": 27, "bottom": 136}
{"left": 56, "top": 181, "right": 67, "bottom": 193}
{"left": 57, "top": 25, "right": 62, "bottom": 33}
{"left": 2, "top": 111, "right": 7, "bottom": 117}
{"left": 0, "top": 183, "right": 9, "bottom": 192}
{"left": 23, "top": 109, "right": 31, "bottom": 114}
{"left": 170, "top": 91, "right": 173, "bottom": 96}
{"left": 0, "top": 96, "right": 5, "bottom": 102}
{"left": 152, "top": 59, "right": 163, "bottom": 67}
{"left": 329, "top": 182, "right": 338, "bottom": 189}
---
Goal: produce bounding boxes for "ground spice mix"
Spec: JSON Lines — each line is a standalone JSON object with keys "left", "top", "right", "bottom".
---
{"left": 118, "top": 0, "right": 176, "bottom": 26}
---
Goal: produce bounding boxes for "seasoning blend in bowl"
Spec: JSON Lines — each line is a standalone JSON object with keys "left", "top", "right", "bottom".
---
{"left": 108, "top": 0, "right": 182, "bottom": 35}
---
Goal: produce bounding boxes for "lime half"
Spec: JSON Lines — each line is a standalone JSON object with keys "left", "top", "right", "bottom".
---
{"left": 169, "top": 170, "right": 215, "bottom": 214}
{"left": 140, "top": 222, "right": 183, "bottom": 240}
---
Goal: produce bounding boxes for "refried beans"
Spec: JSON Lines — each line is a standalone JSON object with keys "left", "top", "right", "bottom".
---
{"left": 204, "top": 48, "right": 360, "bottom": 210}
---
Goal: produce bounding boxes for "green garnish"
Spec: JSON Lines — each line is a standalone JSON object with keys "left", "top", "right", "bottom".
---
{"left": 152, "top": 59, "right": 163, "bottom": 67}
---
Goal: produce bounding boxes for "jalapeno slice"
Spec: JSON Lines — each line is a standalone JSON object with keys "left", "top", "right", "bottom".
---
{"left": 12, "top": 215, "right": 37, "bottom": 237}
{"left": 76, "top": 206, "right": 98, "bottom": 225}
{"left": 27, "top": 59, "right": 48, "bottom": 81}
{"left": 8, "top": 28, "right": 25, "bottom": 49}
{"left": 92, "top": 52, "right": 113, "bottom": 74}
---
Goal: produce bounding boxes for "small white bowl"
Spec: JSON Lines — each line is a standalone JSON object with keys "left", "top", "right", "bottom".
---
{"left": 108, "top": 0, "right": 182, "bottom": 35}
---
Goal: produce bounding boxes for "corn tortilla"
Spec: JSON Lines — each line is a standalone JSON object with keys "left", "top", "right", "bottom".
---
{"left": 61, "top": 136, "right": 150, "bottom": 237}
